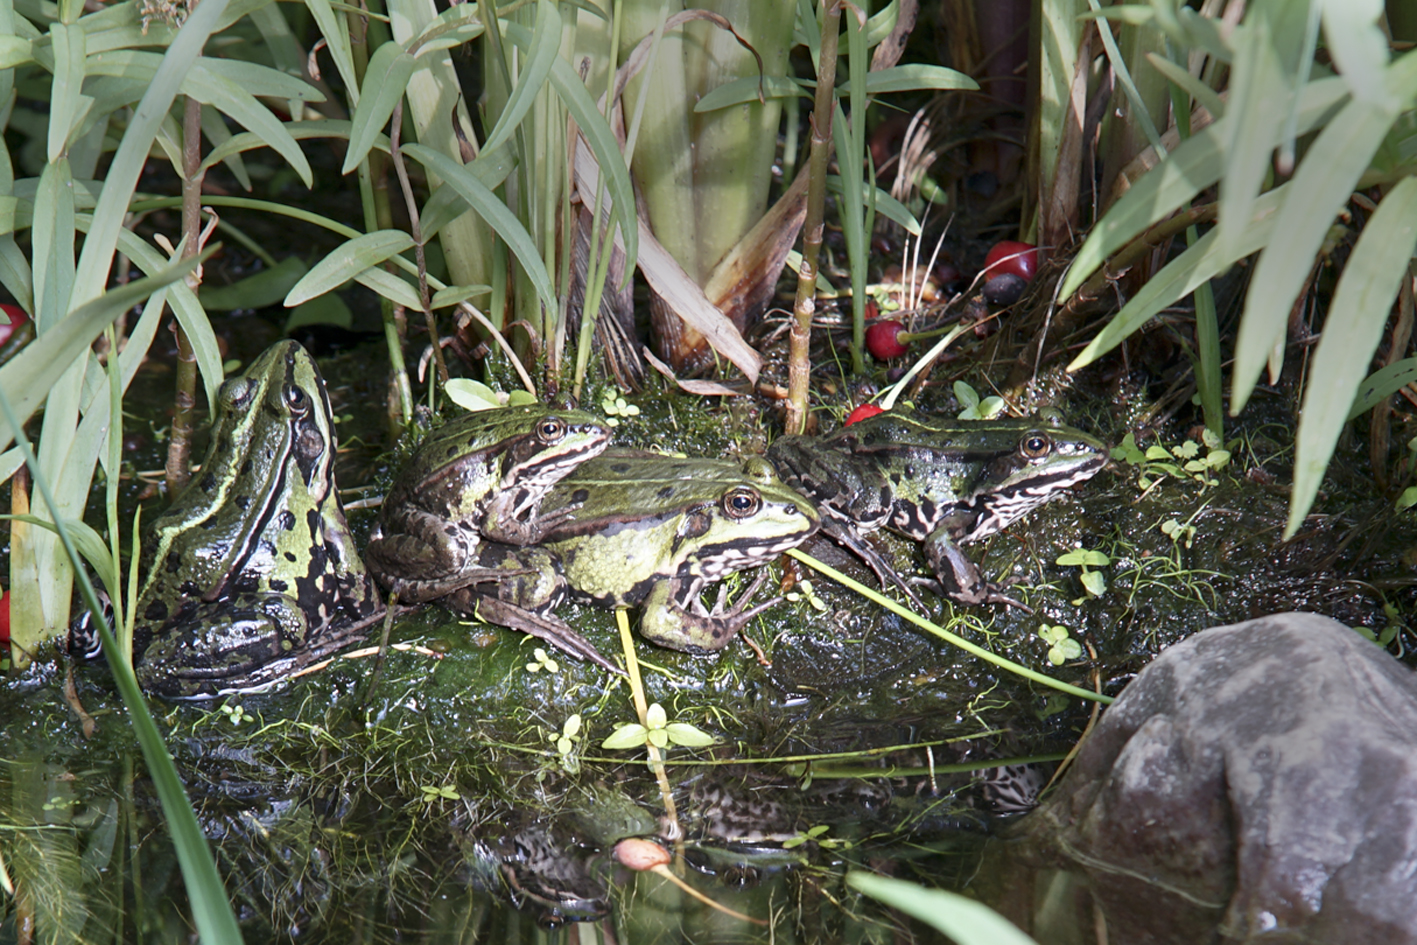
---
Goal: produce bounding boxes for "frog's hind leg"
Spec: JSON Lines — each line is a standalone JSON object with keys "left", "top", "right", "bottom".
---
{"left": 822, "top": 522, "right": 928, "bottom": 610}
{"left": 457, "top": 594, "right": 623, "bottom": 675}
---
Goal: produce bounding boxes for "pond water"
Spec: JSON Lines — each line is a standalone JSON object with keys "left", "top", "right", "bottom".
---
{"left": 4, "top": 336, "right": 1416, "bottom": 944}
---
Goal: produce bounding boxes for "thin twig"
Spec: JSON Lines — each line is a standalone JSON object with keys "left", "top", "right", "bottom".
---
{"left": 388, "top": 100, "right": 449, "bottom": 387}
{"left": 786, "top": 0, "right": 843, "bottom": 435}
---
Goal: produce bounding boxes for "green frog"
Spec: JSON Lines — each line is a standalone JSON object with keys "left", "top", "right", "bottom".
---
{"left": 74, "top": 341, "right": 385, "bottom": 699}
{"left": 364, "top": 405, "right": 611, "bottom": 602}
{"left": 766, "top": 409, "right": 1106, "bottom": 607}
{"left": 449, "top": 451, "right": 820, "bottom": 654}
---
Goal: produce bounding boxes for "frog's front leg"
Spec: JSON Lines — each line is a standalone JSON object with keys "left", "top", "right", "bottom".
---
{"left": 364, "top": 507, "right": 493, "bottom": 601}
{"left": 637, "top": 572, "right": 780, "bottom": 654}
{"left": 480, "top": 488, "right": 582, "bottom": 545}
{"left": 923, "top": 529, "right": 1030, "bottom": 610}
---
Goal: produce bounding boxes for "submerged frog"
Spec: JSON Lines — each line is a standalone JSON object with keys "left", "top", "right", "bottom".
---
{"left": 766, "top": 409, "right": 1106, "bottom": 607}
{"left": 71, "top": 341, "right": 385, "bottom": 699}
{"left": 365, "top": 405, "right": 611, "bottom": 602}
{"left": 449, "top": 451, "right": 820, "bottom": 655}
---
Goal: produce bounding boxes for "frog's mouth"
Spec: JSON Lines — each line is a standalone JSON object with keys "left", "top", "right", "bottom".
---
{"left": 682, "top": 527, "right": 820, "bottom": 582}
{"left": 963, "top": 453, "right": 1107, "bottom": 541}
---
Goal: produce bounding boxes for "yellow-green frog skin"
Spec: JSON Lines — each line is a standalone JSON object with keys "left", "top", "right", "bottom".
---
{"left": 767, "top": 409, "right": 1106, "bottom": 606}
{"left": 365, "top": 405, "right": 611, "bottom": 602}
{"left": 449, "top": 451, "right": 820, "bottom": 655}
{"left": 86, "top": 341, "right": 384, "bottom": 699}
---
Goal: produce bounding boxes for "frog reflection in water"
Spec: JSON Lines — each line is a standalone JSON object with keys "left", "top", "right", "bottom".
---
{"left": 448, "top": 451, "right": 820, "bottom": 656}
{"left": 767, "top": 409, "right": 1107, "bottom": 607}
{"left": 70, "top": 341, "right": 383, "bottom": 699}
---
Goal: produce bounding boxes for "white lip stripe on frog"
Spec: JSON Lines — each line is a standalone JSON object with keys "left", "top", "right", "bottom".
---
{"left": 690, "top": 535, "right": 811, "bottom": 579}
{"left": 963, "top": 460, "right": 1104, "bottom": 541}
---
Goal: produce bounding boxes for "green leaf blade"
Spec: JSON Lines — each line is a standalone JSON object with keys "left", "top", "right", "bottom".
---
{"left": 1288, "top": 175, "right": 1417, "bottom": 537}
{"left": 285, "top": 230, "right": 415, "bottom": 306}
{"left": 342, "top": 41, "right": 416, "bottom": 175}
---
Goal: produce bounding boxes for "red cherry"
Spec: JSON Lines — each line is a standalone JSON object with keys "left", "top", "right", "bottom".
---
{"left": 0, "top": 589, "right": 9, "bottom": 646}
{"left": 844, "top": 403, "right": 885, "bottom": 425}
{"left": 983, "top": 241, "right": 1038, "bottom": 283}
{"left": 0, "top": 304, "right": 28, "bottom": 347}
{"left": 864, "top": 297, "right": 879, "bottom": 321}
{"left": 865, "top": 319, "right": 909, "bottom": 359}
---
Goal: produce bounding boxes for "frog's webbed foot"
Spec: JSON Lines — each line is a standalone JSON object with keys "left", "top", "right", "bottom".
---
{"left": 639, "top": 571, "right": 781, "bottom": 654}
{"left": 365, "top": 511, "right": 495, "bottom": 602}
{"left": 696, "top": 570, "right": 781, "bottom": 629}
{"left": 471, "top": 596, "right": 624, "bottom": 675}
{"left": 482, "top": 492, "right": 586, "bottom": 545}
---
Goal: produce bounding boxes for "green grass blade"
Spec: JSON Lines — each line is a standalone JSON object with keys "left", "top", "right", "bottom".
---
{"left": 839, "top": 63, "right": 979, "bottom": 95}
{"left": 404, "top": 142, "right": 557, "bottom": 315}
{"left": 1231, "top": 53, "right": 1417, "bottom": 411}
{"left": 1215, "top": 1, "right": 1307, "bottom": 265}
{"left": 196, "top": 57, "right": 325, "bottom": 102}
{"left": 825, "top": 175, "right": 921, "bottom": 234}
{"left": 106, "top": 226, "right": 225, "bottom": 410}
{"left": 31, "top": 159, "right": 77, "bottom": 330}
{"left": 408, "top": 3, "right": 486, "bottom": 55}
{"left": 198, "top": 119, "right": 371, "bottom": 176}
{"left": 1321, "top": 0, "right": 1391, "bottom": 105}
{"left": 1146, "top": 51, "right": 1225, "bottom": 120}
{"left": 341, "top": 40, "right": 416, "bottom": 174}
{"left": 0, "top": 393, "right": 245, "bottom": 945}
{"left": 789, "top": 549, "right": 1111, "bottom": 704}
{"left": 501, "top": 19, "right": 638, "bottom": 278}
{"left": 71, "top": 0, "right": 229, "bottom": 306}
{"left": 48, "top": 23, "right": 85, "bottom": 162}
{"left": 302, "top": 0, "right": 360, "bottom": 104}
{"left": 183, "top": 65, "right": 314, "bottom": 186}
{"left": 693, "top": 74, "right": 810, "bottom": 112}
{"left": 354, "top": 265, "right": 423, "bottom": 310}
{"left": 1350, "top": 357, "right": 1417, "bottom": 420}
{"left": 201, "top": 257, "right": 307, "bottom": 310}
{"left": 1289, "top": 176, "right": 1417, "bottom": 536}
{"left": 479, "top": 0, "right": 557, "bottom": 155}
{"left": 845, "top": 9, "right": 868, "bottom": 373}
{"left": 847, "top": 873, "right": 1037, "bottom": 945}
{"left": 0, "top": 253, "right": 202, "bottom": 453}
{"left": 286, "top": 230, "right": 415, "bottom": 306}
{"left": 1069, "top": 187, "right": 1286, "bottom": 370}
{"left": 1058, "top": 75, "right": 1348, "bottom": 300}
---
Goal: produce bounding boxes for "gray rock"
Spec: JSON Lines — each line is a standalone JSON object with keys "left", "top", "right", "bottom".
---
{"left": 1021, "top": 612, "right": 1417, "bottom": 944}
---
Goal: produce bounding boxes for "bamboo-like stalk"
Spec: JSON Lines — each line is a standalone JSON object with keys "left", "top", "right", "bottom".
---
{"left": 349, "top": 0, "right": 413, "bottom": 427}
{"left": 165, "top": 94, "right": 204, "bottom": 495}
{"left": 785, "top": 0, "right": 840, "bottom": 436}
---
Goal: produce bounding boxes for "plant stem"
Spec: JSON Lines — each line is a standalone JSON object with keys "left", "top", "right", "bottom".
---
{"left": 166, "top": 94, "right": 204, "bottom": 495}
{"left": 788, "top": 549, "right": 1113, "bottom": 705}
{"left": 785, "top": 0, "right": 841, "bottom": 436}
{"left": 350, "top": 0, "right": 413, "bottom": 428}
{"left": 389, "top": 99, "right": 448, "bottom": 386}
{"left": 616, "top": 607, "right": 680, "bottom": 837}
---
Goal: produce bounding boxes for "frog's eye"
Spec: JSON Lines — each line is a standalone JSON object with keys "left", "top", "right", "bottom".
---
{"left": 722, "top": 487, "right": 762, "bottom": 519}
{"left": 1022, "top": 432, "right": 1052, "bottom": 458}
{"left": 219, "top": 378, "right": 255, "bottom": 412}
{"left": 283, "top": 384, "right": 310, "bottom": 416}
{"left": 537, "top": 417, "right": 568, "bottom": 443}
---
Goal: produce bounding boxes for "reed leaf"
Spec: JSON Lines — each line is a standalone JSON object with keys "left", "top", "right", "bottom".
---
{"left": 1290, "top": 177, "right": 1417, "bottom": 536}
